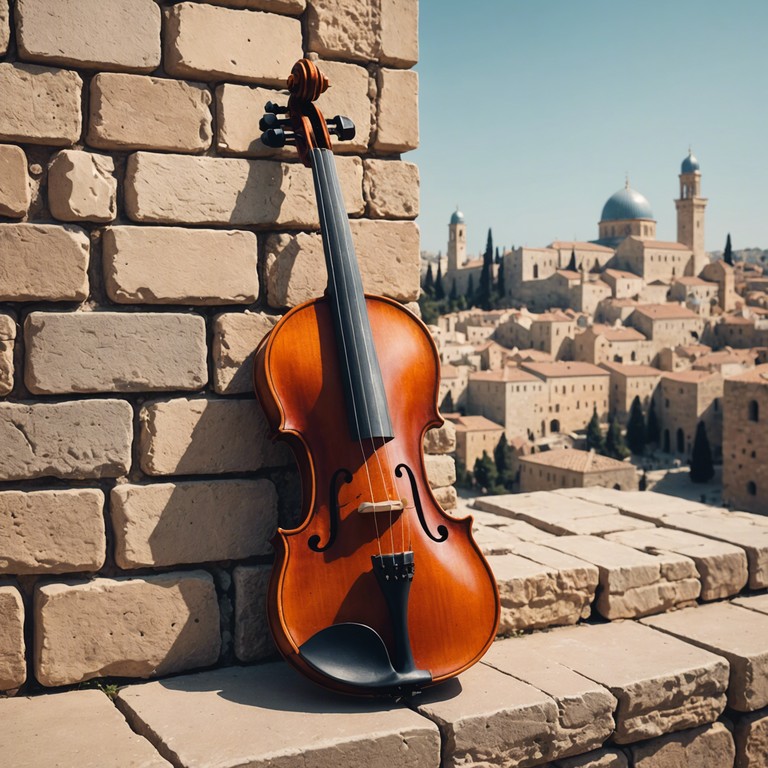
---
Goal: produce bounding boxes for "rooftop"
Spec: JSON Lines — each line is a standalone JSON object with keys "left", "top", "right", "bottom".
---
{"left": 727, "top": 363, "right": 768, "bottom": 384}
{"left": 522, "top": 361, "right": 609, "bottom": 379}
{"left": 600, "top": 362, "right": 662, "bottom": 378}
{"left": 519, "top": 447, "right": 629, "bottom": 473}
{"left": 449, "top": 414, "right": 505, "bottom": 432}
{"left": 469, "top": 367, "right": 540, "bottom": 383}
{"left": 632, "top": 304, "right": 700, "bottom": 320}
{"left": 587, "top": 324, "right": 646, "bottom": 341}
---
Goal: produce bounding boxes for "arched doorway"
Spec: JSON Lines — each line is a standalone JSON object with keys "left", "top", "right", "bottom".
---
{"left": 676, "top": 428, "right": 685, "bottom": 454}
{"left": 550, "top": 419, "right": 560, "bottom": 433}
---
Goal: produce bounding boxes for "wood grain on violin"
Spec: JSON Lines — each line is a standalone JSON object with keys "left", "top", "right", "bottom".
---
{"left": 254, "top": 59, "right": 500, "bottom": 696}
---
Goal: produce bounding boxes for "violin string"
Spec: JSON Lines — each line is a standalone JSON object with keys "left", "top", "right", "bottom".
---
{"left": 314, "top": 149, "right": 383, "bottom": 557}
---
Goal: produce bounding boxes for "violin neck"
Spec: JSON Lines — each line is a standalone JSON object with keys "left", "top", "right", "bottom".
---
{"left": 310, "top": 147, "right": 394, "bottom": 443}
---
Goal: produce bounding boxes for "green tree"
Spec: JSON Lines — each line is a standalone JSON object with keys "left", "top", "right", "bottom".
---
{"left": 478, "top": 228, "right": 494, "bottom": 310}
{"left": 440, "top": 389, "right": 454, "bottom": 413}
{"left": 493, "top": 433, "right": 516, "bottom": 489}
{"left": 422, "top": 262, "right": 434, "bottom": 296}
{"left": 690, "top": 421, "right": 715, "bottom": 483}
{"left": 646, "top": 398, "right": 660, "bottom": 444}
{"left": 473, "top": 450, "right": 498, "bottom": 492}
{"left": 465, "top": 274, "right": 475, "bottom": 307}
{"left": 585, "top": 406, "right": 604, "bottom": 453}
{"left": 434, "top": 260, "right": 445, "bottom": 301}
{"left": 625, "top": 396, "right": 647, "bottom": 455}
{"left": 605, "top": 413, "right": 630, "bottom": 460}
{"left": 723, "top": 233, "right": 734, "bottom": 266}
{"left": 566, "top": 248, "right": 577, "bottom": 271}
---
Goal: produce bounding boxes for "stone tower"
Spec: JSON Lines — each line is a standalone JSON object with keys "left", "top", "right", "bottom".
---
{"left": 675, "top": 149, "right": 708, "bottom": 275}
{"left": 447, "top": 207, "right": 466, "bottom": 271}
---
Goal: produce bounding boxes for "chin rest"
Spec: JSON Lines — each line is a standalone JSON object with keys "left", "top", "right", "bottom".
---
{"left": 299, "top": 622, "right": 432, "bottom": 693}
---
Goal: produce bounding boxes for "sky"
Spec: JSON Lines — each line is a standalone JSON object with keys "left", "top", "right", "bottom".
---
{"left": 412, "top": 1, "right": 768, "bottom": 258}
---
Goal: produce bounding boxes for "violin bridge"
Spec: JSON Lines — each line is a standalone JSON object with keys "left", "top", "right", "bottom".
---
{"left": 357, "top": 500, "right": 405, "bottom": 515}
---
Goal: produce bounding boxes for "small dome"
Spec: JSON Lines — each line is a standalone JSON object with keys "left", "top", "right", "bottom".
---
{"left": 450, "top": 207, "right": 465, "bottom": 225}
{"left": 681, "top": 150, "right": 700, "bottom": 174}
{"left": 600, "top": 185, "right": 654, "bottom": 222}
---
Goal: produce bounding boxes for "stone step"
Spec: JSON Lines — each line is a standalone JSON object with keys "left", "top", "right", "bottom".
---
{"left": 554, "top": 487, "right": 713, "bottom": 521}
{"left": 626, "top": 721, "right": 734, "bottom": 767}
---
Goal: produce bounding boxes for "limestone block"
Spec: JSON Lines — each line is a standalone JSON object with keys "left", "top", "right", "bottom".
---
{"left": 0, "top": 586, "right": 25, "bottom": 690}
{"left": 0, "top": 312, "right": 14, "bottom": 395}
{"left": 733, "top": 593, "right": 768, "bottom": 615}
{"left": 375, "top": 68, "right": 418, "bottom": 153}
{"left": 164, "top": 3, "right": 302, "bottom": 86}
{"left": 380, "top": 0, "right": 419, "bottom": 67}
{"left": 483, "top": 639, "right": 616, "bottom": 760}
{"left": 139, "top": 397, "right": 292, "bottom": 476}
{"left": 48, "top": 150, "right": 116, "bottom": 222}
{"left": 0, "top": 144, "right": 30, "bottom": 217}
{"left": 204, "top": 0, "right": 305, "bottom": 14}
{"left": 25, "top": 312, "right": 207, "bottom": 394}
{"left": 233, "top": 564, "right": 274, "bottom": 662}
{"left": 364, "top": 159, "right": 419, "bottom": 218}
{"left": 606, "top": 527, "right": 748, "bottom": 601}
{"left": 0, "top": 689, "right": 172, "bottom": 767}
{"left": 487, "top": 546, "right": 598, "bottom": 633}
{"left": 414, "top": 662, "right": 558, "bottom": 767}
{"left": 103, "top": 226, "right": 258, "bottom": 305}
{"left": 554, "top": 487, "right": 712, "bottom": 520}
{"left": 545, "top": 535, "right": 700, "bottom": 619}
{"left": 642, "top": 602, "right": 768, "bottom": 712}
{"left": 111, "top": 479, "right": 278, "bottom": 568}
{"left": 424, "top": 421, "right": 456, "bottom": 454}
{"left": 0, "top": 63, "right": 82, "bottom": 146}
{"left": 16, "top": 0, "right": 161, "bottom": 72}
{"left": 89, "top": 73, "right": 212, "bottom": 152}
{"left": 629, "top": 722, "right": 735, "bottom": 768}
{"left": 424, "top": 454, "right": 455, "bottom": 488}
{"left": 264, "top": 220, "right": 420, "bottom": 307}
{"left": 0, "top": 489, "right": 105, "bottom": 574}
{"left": 432, "top": 484, "right": 457, "bottom": 511}
{"left": 35, "top": 572, "right": 220, "bottom": 686}
{"left": 0, "top": 399, "right": 133, "bottom": 481}
{"left": 554, "top": 750, "right": 628, "bottom": 768}
{"left": 0, "top": 223, "right": 89, "bottom": 302}
{"left": 125, "top": 152, "right": 363, "bottom": 226}
{"left": 519, "top": 621, "right": 729, "bottom": 744}
{"left": 0, "top": 3, "right": 7, "bottom": 55}
{"left": 117, "top": 663, "right": 440, "bottom": 768}
{"left": 212, "top": 312, "right": 278, "bottom": 395}
{"left": 734, "top": 709, "right": 768, "bottom": 768}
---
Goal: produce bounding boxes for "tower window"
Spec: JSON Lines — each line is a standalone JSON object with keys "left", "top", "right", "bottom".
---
{"left": 749, "top": 400, "right": 759, "bottom": 422}
{"left": 747, "top": 481, "right": 757, "bottom": 496}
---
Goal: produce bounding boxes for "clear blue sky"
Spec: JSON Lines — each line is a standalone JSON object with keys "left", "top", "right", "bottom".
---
{"left": 412, "top": 1, "right": 768, "bottom": 258}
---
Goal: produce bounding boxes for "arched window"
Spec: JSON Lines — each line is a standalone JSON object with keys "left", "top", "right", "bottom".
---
{"left": 533, "top": 264, "right": 539, "bottom": 279}
{"left": 748, "top": 400, "right": 759, "bottom": 422}
{"left": 550, "top": 419, "right": 560, "bottom": 433}
{"left": 747, "top": 481, "right": 757, "bottom": 496}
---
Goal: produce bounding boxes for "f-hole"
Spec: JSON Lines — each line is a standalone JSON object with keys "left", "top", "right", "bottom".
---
{"left": 395, "top": 463, "right": 448, "bottom": 543}
{"left": 308, "top": 467, "right": 352, "bottom": 552}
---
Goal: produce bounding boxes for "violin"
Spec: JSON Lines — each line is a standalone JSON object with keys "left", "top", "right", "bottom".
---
{"left": 253, "top": 59, "right": 499, "bottom": 696}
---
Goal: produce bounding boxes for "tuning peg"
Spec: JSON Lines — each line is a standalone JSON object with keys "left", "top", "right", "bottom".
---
{"left": 264, "top": 101, "right": 288, "bottom": 115}
{"left": 259, "top": 113, "right": 290, "bottom": 131}
{"left": 261, "top": 127, "right": 297, "bottom": 148}
{"left": 326, "top": 115, "right": 356, "bottom": 142}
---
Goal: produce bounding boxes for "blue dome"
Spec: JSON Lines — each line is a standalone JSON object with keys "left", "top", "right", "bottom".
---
{"left": 450, "top": 207, "right": 465, "bottom": 225}
{"left": 681, "top": 150, "right": 700, "bottom": 174}
{"left": 600, "top": 186, "right": 654, "bottom": 222}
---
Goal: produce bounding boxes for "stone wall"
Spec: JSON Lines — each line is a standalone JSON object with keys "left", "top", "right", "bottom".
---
{"left": 0, "top": 0, "right": 434, "bottom": 694}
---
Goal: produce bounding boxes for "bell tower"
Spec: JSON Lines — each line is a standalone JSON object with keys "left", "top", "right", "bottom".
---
{"left": 675, "top": 149, "right": 708, "bottom": 275}
{"left": 447, "top": 207, "right": 466, "bottom": 272}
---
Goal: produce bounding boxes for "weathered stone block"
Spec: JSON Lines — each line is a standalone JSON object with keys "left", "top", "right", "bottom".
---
{"left": 212, "top": 311, "right": 278, "bottom": 395}
{"left": 111, "top": 479, "right": 278, "bottom": 568}
{"left": 0, "top": 144, "right": 30, "bottom": 217}
{"left": 0, "top": 63, "right": 82, "bottom": 146}
{"left": 432, "top": 484, "right": 457, "bottom": 511}
{"left": 364, "top": 159, "right": 419, "bottom": 218}
{"left": 34, "top": 572, "right": 220, "bottom": 686}
{"left": 233, "top": 564, "right": 274, "bottom": 662}
{"left": 139, "top": 397, "right": 292, "bottom": 476}
{"left": 554, "top": 750, "right": 629, "bottom": 768}
{"left": 629, "top": 722, "right": 735, "bottom": 768}
{"left": 642, "top": 602, "right": 768, "bottom": 712}
{"left": 0, "top": 224, "right": 89, "bottom": 302}
{"left": 48, "top": 150, "right": 116, "bottom": 222}
{"left": 125, "top": 152, "right": 363, "bottom": 226}
{"left": 425, "top": 454, "right": 455, "bottom": 488}
{"left": 204, "top": 0, "right": 305, "bottom": 13}
{"left": 0, "top": 3, "right": 8, "bottom": 56}
{"left": 521, "top": 621, "right": 729, "bottom": 744}
{"left": 264, "top": 221, "right": 420, "bottom": 307}
{"left": 164, "top": 3, "right": 302, "bottom": 86}
{"left": 375, "top": 68, "right": 418, "bottom": 153}
{"left": 25, "top": 312, "right": 207, "bottom": 394}
{"left": 380, "top": 0, "right": 419, "bottom": 67}
{"left": 0, "top": 489, "right": 105, "bottom": 574}
{"left": 117, "top": 663, "right": 440, "bottom": 768}
{"left": 555, "top": 487, "right": 712, "bottom": 520}
{"left": 0, "top": 312, "right": 14, "bottom": 395}
{"left": 424, "top": 421, "right": 456, "bottom": 454}
{"left": 734, "top": 708, "right": 768, "bottom": 768}
{"left": 0, "top": 399, "right": 133, "bottom": 481}
{"left": 16, "top": 0, "right": 161, "bottom": 72}
{"left": 483, "top": 638, "right": 616, "bottom": 760}
{"left": 0, "top": 585, "right": 25, "bottom": 690}
{"left": 89, "top": 73, "right": 212, "bottom": 152}
{"left": 0, "top": 689, "right": 172, "bottom": 767}
{"left": 103, "top": 227, "right": 258, "bottom": 305}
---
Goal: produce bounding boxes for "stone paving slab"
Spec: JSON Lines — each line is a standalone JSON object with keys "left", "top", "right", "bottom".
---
{"left": 506, "top": 620, "right": 729, "bottom": 744}
{"left": 541, "top": 535, "right": 700, "bottom": 619}
{"left": 642, "top": 602, "right": 768, "bottom": 712}
{"left": 482, "top": 638, "right": 616, "bottom": 760}
{"left": 732, "top": 593, "right": 768, "bottom": 615}
{"left": 117, "top": 662, "right": 441, "bottom": 768}
{"left": 411, "top": 661, "right": 558, "bottom": 768}
{"left": 554, "top": 488, "right": 712, "bottom": 521}
{"left": 605, "top": 526, "right": 748, "bottom": 601}
{"left": 0, "top": 689, "right": 170, "bottom": 768}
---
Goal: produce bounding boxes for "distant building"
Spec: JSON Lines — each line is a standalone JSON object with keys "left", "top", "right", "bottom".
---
{"left": 447, "top": 414, "right": 505, "bottom": 471}
{"left": 518, "top": 448, "right": 637, "bottom": 493}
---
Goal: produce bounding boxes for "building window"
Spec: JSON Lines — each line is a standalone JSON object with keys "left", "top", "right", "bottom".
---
{"left": 676, "top": 428, "right": 685, "bottom": 454}
{"left": 749, "top": 400, "right": 759, "bottom": 422}
{"left": 747, "top": 481, "right": 757, "bottom": 496}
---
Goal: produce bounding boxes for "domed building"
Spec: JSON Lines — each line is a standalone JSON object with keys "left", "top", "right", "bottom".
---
{"left": 596, "top": 181, "right": 657, "bottom": 246}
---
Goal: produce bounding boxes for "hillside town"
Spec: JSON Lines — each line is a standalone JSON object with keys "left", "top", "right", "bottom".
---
{"left": 422, "top": 151, "right": 768, "bottom": 514}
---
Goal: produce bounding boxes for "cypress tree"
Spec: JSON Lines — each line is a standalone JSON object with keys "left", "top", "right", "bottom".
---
{"left": 585, "top": 406, "right": 605, "bottom": 453}
{"left": 473, "top": 450, "right": 498, "bottom": 492}
{"left": 567, "top": 248, "right": 577, "bottom": 272}
{"left": 625, "top": 396, "right": 647, "bottom": 455}
{"left": 605, "top": 413, "right": 630, "bottom": 460}
{"left": 495, "top": 246, "right": 501, "bottom": 265}
{"left": 434, "top": 260, "right": 445, "bottom": 301}
{"left": 493, "top": 433, "right": 515, "bottom": 489}
{"left": 440, "top": 389, "right": 454, "bottom": 413}
{"left": 646, "top": 399, "right": 660, "bottom": 444}
{"left": 690, "top": 421, "right": 715, "bottom": 483}
{"left": 723, "top": 233, "right": 734, "bottom": 266}
{"left": 423, "top": 262, "right": 434, "bottom": 296}
{"left": 478, "top": 228, "right": 494, "bottom": 310}
{"left": 465, "top": 274, "right": 475, "bottom": 307}
{"left": 448, "top": 278, "right": 458, "bottom": 310}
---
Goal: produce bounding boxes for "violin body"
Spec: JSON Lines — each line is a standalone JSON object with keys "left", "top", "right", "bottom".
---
{"left": 255, "top": 294, "right": 500, "bottom": 694}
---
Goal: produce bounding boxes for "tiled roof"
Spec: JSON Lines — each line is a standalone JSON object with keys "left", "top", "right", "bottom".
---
{"left": 469, "top": 367, "right": 540, "bottom": 383}
{"left": 450, "top": 415, "right": 505, "bottom": 432}
{"left": 521, "top": 361, "right": 609, "bottom": 379}
{"left": 588, "top": 324, "right": 646, "bottom": 341}
{"left": 604, "top": 269, "right": 643, "bottom": 280}
{"left": 600, "top": 362, "right": 662, "bottom": 378}
{"left": 642, "top": 240, "right": 692, "bottom": 251}
{"left": 520, "top": 448, "right": 631, "bottom": 473}
{"left": 661, "top": 370, "right": 719, "bottom": 384}
{"left": 632, "top": 304, "right": 699, "bottom": 320}
{"left": 726, "top": 364, "right": 768, "bottom": 384}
